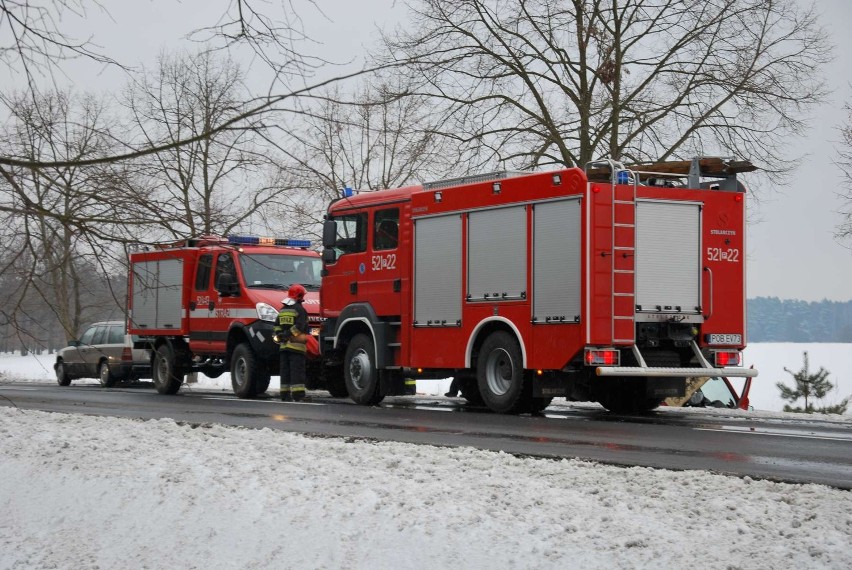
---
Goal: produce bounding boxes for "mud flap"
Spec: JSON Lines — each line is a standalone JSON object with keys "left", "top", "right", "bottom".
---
{"left": 533, "top": 372, "right": 569, "bottom": 398}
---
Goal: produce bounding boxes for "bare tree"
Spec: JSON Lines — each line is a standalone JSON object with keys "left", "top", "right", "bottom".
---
{"left": 0, "top": 90, "right": 132, "bottom": 343}
{"left": 124, "top": 50, "right": 290, "bottom": 238}
{"left": 268, "top": 78, "right": 458, "bottom": 239}
{"left": 381, "top": 0, "right": 831, "bottom": 175}
{"left": 838, "top": 100, "right": 852, "bottom": 242}
{"left": 0, "top": 0, "right": 119, "bottom": 93}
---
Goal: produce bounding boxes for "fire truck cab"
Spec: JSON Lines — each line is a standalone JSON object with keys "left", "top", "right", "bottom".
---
{"left": 128, "top": 235, "right": 335, "bottom": 397}
{"left": 319, "top": 157, "right": 758, "bottom": 414}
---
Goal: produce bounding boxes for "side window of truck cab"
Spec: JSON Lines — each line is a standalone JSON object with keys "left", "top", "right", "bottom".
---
{"left": 333, "top": 213, "right": 367, "bottom": 255}
{"left": 373, "top": 208, "right": 399, "bottom": 251}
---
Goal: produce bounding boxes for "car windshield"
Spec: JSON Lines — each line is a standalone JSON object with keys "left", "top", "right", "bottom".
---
{"left": 238, "top": 254, "right": 322, "bottom": 290}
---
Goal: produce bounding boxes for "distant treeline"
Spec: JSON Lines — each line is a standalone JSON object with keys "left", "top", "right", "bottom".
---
{"left": 748, "top": 297, "right": 852, "bottom": 342}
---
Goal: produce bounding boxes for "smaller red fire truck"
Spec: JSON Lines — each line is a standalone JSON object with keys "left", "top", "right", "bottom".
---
{"left": 318, "top": 157, "right": 758, "bottom": 414}
{"left": 127, "top": 235, "right": 339, "bottom": 397}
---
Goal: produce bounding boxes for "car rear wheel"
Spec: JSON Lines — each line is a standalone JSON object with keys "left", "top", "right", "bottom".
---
{"left": 55, "top": 360, "right": 72, "bottom": 386}
{"left": 152, "top": 344, "right": 183, "bottom": 395}
{"left": 98, "top": 360, "right": 117, "bottom": 388}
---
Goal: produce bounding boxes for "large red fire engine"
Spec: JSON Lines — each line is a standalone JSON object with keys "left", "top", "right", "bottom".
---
{"left": 319, "top": 157, "right": 758, "bottom": 413}
{"left": 127, "top": 235, "right": 339, "bottom": 397}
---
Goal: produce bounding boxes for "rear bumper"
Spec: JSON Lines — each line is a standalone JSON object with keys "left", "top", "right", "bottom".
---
{"left": 595, "top": 366, "right": 758, "bottom": 378}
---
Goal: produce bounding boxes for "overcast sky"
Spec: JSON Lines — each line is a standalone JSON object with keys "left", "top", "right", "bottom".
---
{"left": 16, "top": 0, "right": 852, "bottom": 302}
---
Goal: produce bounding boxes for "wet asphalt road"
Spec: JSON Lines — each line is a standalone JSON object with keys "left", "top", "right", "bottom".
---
{"left": 2, "top": 381, "right": 851, "bottom": 489}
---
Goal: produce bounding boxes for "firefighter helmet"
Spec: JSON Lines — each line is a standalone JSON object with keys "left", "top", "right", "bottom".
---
{"left": 283, "top": 283, "right": 307, "bottom": 305}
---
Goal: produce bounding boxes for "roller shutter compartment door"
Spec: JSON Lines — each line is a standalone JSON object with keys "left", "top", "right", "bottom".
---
{"left": 468, "top": 205, "right": 527, "bottom": 301}
{"left": 533, "top": 198, "right": 581, "bottom": 322}
{"left": 635, "top": 201, "right": 701, "bottom": 314}
{"left": 414, "top": 215, "right": 462, "bottom": 325}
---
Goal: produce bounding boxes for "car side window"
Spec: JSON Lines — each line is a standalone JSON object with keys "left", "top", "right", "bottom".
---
{"left": 91, "top": 325, "right": 108, "bottom": 345}
{"left": 108, "top": 325, "right": 124, "bottom": 345}
{"left": 78, "top": 326, "right": 96, "bottom": 345}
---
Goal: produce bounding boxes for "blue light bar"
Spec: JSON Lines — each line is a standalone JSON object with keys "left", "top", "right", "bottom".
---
{"left": 228, "top": 235, "right": 259, "bottom": 245}
{"left": 227, "top": 235, "right": 311, "bottom": 248}
{"left": 282, "top": 239, "right": 312, "bottom": 248}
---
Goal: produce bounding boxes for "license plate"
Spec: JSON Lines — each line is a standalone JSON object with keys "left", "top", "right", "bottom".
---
{"left": 707, "top": 333, "right": 741, "bottom": 345}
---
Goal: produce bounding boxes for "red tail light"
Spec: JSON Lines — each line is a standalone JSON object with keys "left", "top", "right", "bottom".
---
{"left": 122, "top": 347, "right": 133, "bottom": 362}
{"left": 584, "top": 348, "right": 620, "bottom": 366}
{"left": 714, "top": 350, "right": 741, "bottom": 367}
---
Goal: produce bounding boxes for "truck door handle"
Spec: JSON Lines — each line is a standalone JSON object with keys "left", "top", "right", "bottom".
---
{"left": 189, "top": 301, "right": 197, "bottom": 310}
{"left": 208, "top": 301, "right": 215, "bottom": 310}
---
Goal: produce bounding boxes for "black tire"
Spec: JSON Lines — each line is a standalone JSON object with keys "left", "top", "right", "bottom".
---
{"left": 152, "top": 344, "right": 184, "bottom": 395}
{"left": 477, "top": 331, "right": 526, "bottom": 414}
{"left": 255, "top": 375, "right": 271, "bottom": 395}
{"left": 98, "top": 360, "right": 117, "bottom": 388}
{"left": 344, "top": 334, "right": 384, "bottom": 405}
{"left": 458, "top": 375, "right": 484, "bottom": 406}
{"left": 230, "top": 343, "right": 268, "bottom": 399}
{"left": 324, "top": 365, "right": 349, "bottom": 398}
{"left": 55, "top": 360, "right": 72, "bottom": 386}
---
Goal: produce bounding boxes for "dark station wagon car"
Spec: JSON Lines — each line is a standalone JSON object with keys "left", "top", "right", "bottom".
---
{"left": 54, "top": 321, "right": 151, "bottom": 387}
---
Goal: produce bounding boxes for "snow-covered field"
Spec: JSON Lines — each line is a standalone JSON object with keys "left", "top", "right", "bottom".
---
{"left": 1, "top": 344, "right": 851, "bottom": 569}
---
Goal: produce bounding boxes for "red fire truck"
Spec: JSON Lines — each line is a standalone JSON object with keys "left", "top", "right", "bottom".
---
{"left": 318, "top": 157, "right": 758, "bottom": 413}
{"left": 128, "top": 235, "right": 340, "bottom": 397}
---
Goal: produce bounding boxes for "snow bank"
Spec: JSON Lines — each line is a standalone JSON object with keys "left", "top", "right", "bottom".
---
{"left": 1, "top": 408, "right": 850, "bottom": 569}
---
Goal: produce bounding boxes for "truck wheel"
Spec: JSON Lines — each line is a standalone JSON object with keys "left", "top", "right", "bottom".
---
{"left": 255, "top": 375, "right": 271, "bottom": 395}
{"left": 55, "top": 360, "right": 72, "bottom": 386}
{"left": 230, "top": 343, "right": 267, "bottom": 399}
{"left": 324, "top": 365, "right": 349, "bottom": 398}
{"left": 98, "top": 360, "right": 117, "bottom": 388}
{"left": 152, "top": 344, "right": 183, "bottom": 395}
{"left": 477, "top": 331, "right": 526, "bottom": 414}
{"left": 344, "top": 334, "right": 384, "bottom": 405}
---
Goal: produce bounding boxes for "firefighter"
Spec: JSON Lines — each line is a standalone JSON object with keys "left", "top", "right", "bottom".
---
{"left": 273, "top": 283, "right": 309, "bottom": 402}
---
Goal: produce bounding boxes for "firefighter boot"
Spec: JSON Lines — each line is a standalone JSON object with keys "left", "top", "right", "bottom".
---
{"left": 280, "top": 387, "right": 293, "bottom": 402}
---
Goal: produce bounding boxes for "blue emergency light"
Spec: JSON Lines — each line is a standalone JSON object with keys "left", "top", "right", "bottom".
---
{"left": 343, "top": 186, "right": 354, "bottom": 198}
{"left": 227, "top": 235, "right": 312, "bottom": 248}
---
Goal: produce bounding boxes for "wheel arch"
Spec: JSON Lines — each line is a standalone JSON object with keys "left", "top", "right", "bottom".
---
{"left": 225, "top": 324, "right": 251, "bottom": 360}
{"left": 329, "top": 303, "right": 394, "bottom": 369}
{"left": 465, "top": 317, "right": 527, "bottom": 369}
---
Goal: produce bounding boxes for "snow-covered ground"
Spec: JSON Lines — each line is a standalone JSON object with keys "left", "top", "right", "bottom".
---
{"left": 1, "top": 344, "right": 851, "bottom": 569}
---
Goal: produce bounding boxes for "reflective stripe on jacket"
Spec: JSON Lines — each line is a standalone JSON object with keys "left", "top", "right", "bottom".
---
{"left": 274, "top": 303, "right": 308, "bottom": 353}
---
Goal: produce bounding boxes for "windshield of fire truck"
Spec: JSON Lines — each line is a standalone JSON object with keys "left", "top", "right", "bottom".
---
{"left": 238, "top": 254, "right": 322, "bottom": 290}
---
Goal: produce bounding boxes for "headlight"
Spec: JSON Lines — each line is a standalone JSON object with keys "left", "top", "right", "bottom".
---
{"left": 256, "top": 302, "right": 278, "bottom": 322}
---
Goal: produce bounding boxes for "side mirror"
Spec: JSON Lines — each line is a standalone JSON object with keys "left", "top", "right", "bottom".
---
{"left": 216, "top": 273, "right": 240, "bottom": 296}
{"left": 322, "top": 248, "right": 337, "bottom": 265}
{"left": 68, "top": 340, "right": 80, "bottom": 347}
{"left": 322, "top": 219, "right": 337, "bottom": 248}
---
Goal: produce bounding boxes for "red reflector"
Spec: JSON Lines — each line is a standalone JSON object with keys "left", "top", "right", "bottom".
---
{"left": 121, "top": 347, "right": 133, "bottom": 362}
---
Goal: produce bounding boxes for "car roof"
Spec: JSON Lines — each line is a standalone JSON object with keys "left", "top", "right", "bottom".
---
{"left": 89, "top": 321, "right": 125, "bottom": 327}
